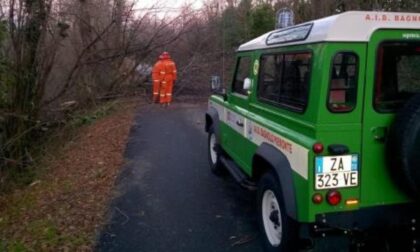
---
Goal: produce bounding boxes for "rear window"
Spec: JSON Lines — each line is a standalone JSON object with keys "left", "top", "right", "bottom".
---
{"left": 375, "top": 41, "right": 420, "bottom": 112}
{"left": 257, "top": 52, "right": 312, "bottom": 112}
{"left": 328, "top": 52, "right": 358, "bottom": 112}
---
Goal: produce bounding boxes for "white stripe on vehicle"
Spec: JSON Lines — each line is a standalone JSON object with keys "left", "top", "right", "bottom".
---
{"left": 209, "top": 101, "right": 309, "bottom": 180}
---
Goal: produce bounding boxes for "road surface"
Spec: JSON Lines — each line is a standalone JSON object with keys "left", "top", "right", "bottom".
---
{"left": 96, "top": 103, "right": 263, "bottom": 252}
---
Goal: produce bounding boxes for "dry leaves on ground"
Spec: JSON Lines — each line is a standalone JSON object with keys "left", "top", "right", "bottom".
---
{"left": 0, "top": 99, "right": 139, "bottom": 251}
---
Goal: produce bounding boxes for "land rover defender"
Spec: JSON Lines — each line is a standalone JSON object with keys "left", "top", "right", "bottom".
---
{"left": 205, "top": 11, "right": 420, "bottom": 251}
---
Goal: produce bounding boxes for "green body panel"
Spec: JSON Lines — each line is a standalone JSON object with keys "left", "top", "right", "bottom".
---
{"left": 307, "top": 43, "right": 367, "bottom": 220}
{"left": 222, "top": 52, "right": 256, "bottom": 175}
{"left": 360, "top": 29, "right": 419, "bottom": 206}
{"left": 209, "top": 29, "right": 419, "bottom": 222}
{"left": 222, "top": 101, "right": 252, "bottom": 173}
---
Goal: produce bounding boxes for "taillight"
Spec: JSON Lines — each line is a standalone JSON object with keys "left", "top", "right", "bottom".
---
{"left": 326, "top": 190, "right": 342, "bottom": 206}
{"left": 345, "top": 199, "right": 359, "bottom": 206}
{"left": 312, "top": 193, "right": 323, "bottom": 204}
{"left": 313, "top": 142, "right": 324, "bottom": 154}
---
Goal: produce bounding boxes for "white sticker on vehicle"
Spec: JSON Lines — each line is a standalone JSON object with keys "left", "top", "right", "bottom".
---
{"left": 253, "top": 59, "right": 259, "bottom": 76}
{"left": 249, "top": 124, "right": 309, "bottom": 180}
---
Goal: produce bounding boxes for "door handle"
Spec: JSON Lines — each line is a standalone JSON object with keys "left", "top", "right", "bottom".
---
{"left": 236, "top": 121, "right": 244, "bottom": 127}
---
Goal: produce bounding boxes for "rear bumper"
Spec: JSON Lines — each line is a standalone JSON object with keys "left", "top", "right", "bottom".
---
{"left": 303, "top": 203, "right": 420, "bottom": 251}
{"left": 315, "top": 203, "right": 419, "bottom": 231}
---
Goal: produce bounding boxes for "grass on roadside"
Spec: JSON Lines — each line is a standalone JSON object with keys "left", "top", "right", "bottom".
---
{"left": 0, "top": 100, "right": 118, "bottom": 194}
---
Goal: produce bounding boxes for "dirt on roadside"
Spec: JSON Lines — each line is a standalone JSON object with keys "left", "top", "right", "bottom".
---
{"left": 0, "top": 98, "right": 140, "bottom": 251}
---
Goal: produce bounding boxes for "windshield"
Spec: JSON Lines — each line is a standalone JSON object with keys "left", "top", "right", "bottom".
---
{"left": 374, "top": 41, "right": 420, "bottom": 112}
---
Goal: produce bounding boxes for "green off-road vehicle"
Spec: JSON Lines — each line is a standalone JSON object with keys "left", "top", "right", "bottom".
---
{"left": 205, "top": 11, "right": 420, "bottom": 251}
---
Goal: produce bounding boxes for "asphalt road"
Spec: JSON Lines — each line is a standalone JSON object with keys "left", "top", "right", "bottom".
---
{"left": 96, "top": 103, "right": 264, "bottom": 252}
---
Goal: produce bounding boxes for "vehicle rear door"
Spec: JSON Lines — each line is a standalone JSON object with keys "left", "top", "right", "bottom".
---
{"left": 315, "top": 44, "right": 366, "bottom": 202}
{"left": 361, "top": 29, "right": 420, "bottom": 205}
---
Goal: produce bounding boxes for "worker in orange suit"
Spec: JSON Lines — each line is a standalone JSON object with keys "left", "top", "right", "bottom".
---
{"left": 159, "top": 52, "right": 177, "bottom": 106}
{"left": 151, "top": 54, "right": 165, "bottom": 103}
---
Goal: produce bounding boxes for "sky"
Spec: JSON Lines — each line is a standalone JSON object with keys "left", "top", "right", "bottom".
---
{"left": 134, "top": 0, "right": 204, "bottom": 13}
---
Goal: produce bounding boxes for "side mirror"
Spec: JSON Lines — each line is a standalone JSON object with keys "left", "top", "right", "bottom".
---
{"left": 211, "top": 75, "right": 222, "bottom": 92}
{"left": 243, "top": 78, "right": 252, "bottom": 91}
{"left": 210, "top": 75, "right": 227, "bottom": 101}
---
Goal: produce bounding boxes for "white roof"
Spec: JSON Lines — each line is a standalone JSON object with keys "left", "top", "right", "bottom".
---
{"left": 238, "top": 11, "right": 420, "bottom": 51}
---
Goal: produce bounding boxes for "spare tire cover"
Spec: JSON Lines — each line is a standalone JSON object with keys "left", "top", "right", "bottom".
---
{"left": 388, "top": 94, "right": 420, "bottom": 198}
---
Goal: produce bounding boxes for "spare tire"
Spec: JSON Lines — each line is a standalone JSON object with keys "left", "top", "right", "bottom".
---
{"left": 388, "top": 93, "right": 420, "bottom": 198}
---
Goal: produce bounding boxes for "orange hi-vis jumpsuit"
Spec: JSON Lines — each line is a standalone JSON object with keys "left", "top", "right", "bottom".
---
{"left": 159, "top": 54, "right": 177, "bottom": 104}
{"left": 151, "top": 56, "right": 165, "bottom": 103}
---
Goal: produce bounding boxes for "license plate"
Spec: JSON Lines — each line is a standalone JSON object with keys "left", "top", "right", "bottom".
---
{"left": 315, "top": 155, "right": 358, "bottom": 190}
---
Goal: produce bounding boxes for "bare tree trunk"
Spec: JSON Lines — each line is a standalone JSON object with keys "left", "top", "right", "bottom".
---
{"left": 3, "top": 0, "right": 52, "bottom": 166}
{"left": 113, "top": 0, "right": 125, "bottom": 49}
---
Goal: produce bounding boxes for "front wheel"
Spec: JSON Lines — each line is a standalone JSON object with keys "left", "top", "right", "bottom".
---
{"left": 257, "top": 171, "right": 298, "bottom": 252}
{"left": 207, "top": 127, "right": 224, "bottom": 175}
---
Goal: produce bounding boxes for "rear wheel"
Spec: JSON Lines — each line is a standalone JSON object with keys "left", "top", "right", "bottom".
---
{"left": 388, "top": 93, "right": 420, "bottom": 198}
{"left": 207, "top": 127, "right": 224, "bottom": 175}
{"left": 257, "top": 171, "right": 298, "bottom": 252}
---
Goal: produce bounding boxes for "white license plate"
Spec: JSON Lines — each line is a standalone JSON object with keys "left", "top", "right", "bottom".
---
{"left": 315, "top": 155, "right": 358, "bottom": 190}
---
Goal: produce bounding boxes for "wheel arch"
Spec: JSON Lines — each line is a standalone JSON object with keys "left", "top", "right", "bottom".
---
{"left": 252, "top": 143, "right": 298, "bottom": 220}
{"left": 205, "top": 107, "right": 220, "bottom": 138}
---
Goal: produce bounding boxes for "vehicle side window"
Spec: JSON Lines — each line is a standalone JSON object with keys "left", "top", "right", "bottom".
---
{"left": 258, "top": 52, "right": 311, "bottom": 112}
{"left": 328, "top": 52, "right": 358, "bottom": 112}
{"left": 259, "top": 54, "right": 282, "bottom": 102}
{"left": 232, "top": 56, "right": 252, "bottom": 96}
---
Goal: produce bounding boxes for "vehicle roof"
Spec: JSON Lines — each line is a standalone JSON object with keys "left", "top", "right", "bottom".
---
{"left": 238, "top": 11, "right": 420, "bottom": 51}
